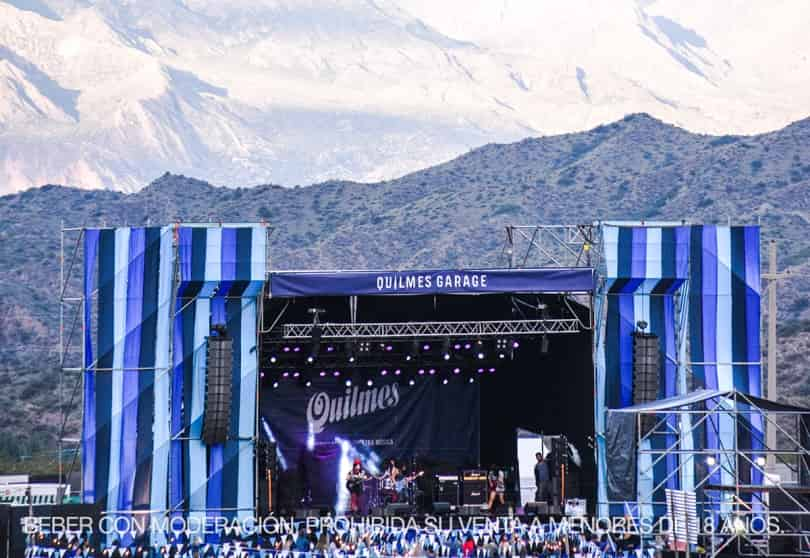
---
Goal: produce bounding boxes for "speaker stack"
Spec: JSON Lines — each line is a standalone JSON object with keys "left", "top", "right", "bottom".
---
{"left": 633, "top": 331, "right": 660, "bottom": 434}
{"left": 461, "top": 470, "right": 488, "bottom": 507}
{"left": 202, "top": 327, "right": 233, "bottom": 446}
{"left": 435, "top": 474, "right": 460, "bottom": 507}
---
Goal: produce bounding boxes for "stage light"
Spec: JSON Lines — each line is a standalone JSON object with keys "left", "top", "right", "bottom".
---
{"left": 512, "top": 340, "right": 520, "bottom": 349}
{"left": 293, "top": 371, "right": 300, "bottom": 378}
{"left": 385, "top": 345, "right": 393, "bottom": 352}
{"left": 326, "top": 345, "right": 335, "bottom": 353}
{"left": 333, "top": 370, "right": 341, "bottom": 377}
{"left": 305, "top": 380, "right": 312, "bottom": 387}
{"left": 269, "top": 355, "right": 277, "bottom": 364}
{"left": 405, "top": 354, "right": 412, "bottom": 361}
{"left": 345, "top": 379, "right": 352, "bottom": 387}
{"left": 273, "top": 382, "right": 279, "bottom": 388}
{"left": 283, "top": 346, "right": 291, "bottom": 353}
{"left": 423, "top": 343, "right": 431, "bottom": 351}
{"left": 367, "top": 379, "right": 373, "bottom": 387}
{"left": 453, "top": 367, "right": 461, "bottom": 374}
{"left": 282, "top": 371, "right": 290, "bottom": 378}
{"left": 381, "top": 369, "right": 388, "bottom": 376}
{"left": 408, "top": 339, "right": 419, "bottom": 361}
{"left": 468, "top": 377, "right": 475, "bottom": 383}
{"left": 463, "top": 342, "right": 472, "bottom": 350}
{"left": 293, "top": 346, "right": 301, "bottom": 353}
{"left": 428, "top": 368, "right": 436, "bottom": 375}
{"left": 453, "top": 343, "right": 461, "bottom": 351}
{"left": 477, "top": 351, "right": 485, "bottom": 360}
{"left": 345, "top": 341, "right": 356, "bottom": 363}
{"left": 319, "top": 371, "right": 326, "bottom": 377}
{"left": 498, "top": 352, "right": 505, "bottom": 359}
{"left": 394, "top": 369, "right": 401, "bottom": 375}
{"left": 706, "top": 456, "right": 716, "bottom": 466}
{"left": 442, "top": 378, "right": 449, "bottom": 385}
{"left": 441, "top": 338, "right": 451, "bottom": 360}
{"left": 756, "top": 456, "right": 766, "bottom": 467}
{"left": 418, "top": 368, "right": 425, "bottom": 375}
{"left": 306, "top": 355, "right": 315, "bottom": 364}
{"left": 409, "top": 379, "right": 415, "bottom": 386}
{"left": 489, "top": 367, "right": 495, "bottom": 373}
{"left": 540, "top": 335, "right": 549, "bottom": 354}
{"left": 260, "top": 372, "right": 265, "bottom": 378}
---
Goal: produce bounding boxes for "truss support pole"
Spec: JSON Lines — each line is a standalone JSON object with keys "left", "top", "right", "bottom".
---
{"left": 763, "top": 240, "right": 788, "bottom": 471}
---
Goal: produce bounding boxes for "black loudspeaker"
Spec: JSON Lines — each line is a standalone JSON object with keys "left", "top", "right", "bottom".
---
{"left": 633, "top": 332, "right": 660, "bottom": 433}
{"left": 435, "top": 475, "right": 460, "bottom": 506}
{"left": 384, "top": 503, "right": 413, "bottom": 516}
{"left": 550, "top": 436, "right": 568, "bottom": 474}
{"left": 202, "top": 330, "right": 233, "bottom": 445}
{"left": 461, "top": 471, "right": 488, "bottom": 506}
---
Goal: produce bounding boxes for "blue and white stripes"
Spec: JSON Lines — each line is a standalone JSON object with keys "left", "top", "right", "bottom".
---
{"left": 82, "top": 224, "right": 266, "bottom": 543}
{"left": 596, "top": 224, "right": 762, "bottom": 517}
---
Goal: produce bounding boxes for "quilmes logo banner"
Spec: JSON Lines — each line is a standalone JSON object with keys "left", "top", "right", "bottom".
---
{"left": 261, "top": 376, "right": 479, "bottom": 468}
{"left": 268, "top": 268, "right": 595, "bottom": 297}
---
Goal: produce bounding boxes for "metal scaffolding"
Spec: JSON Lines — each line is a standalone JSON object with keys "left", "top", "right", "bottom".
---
{"left": 606, "top": 389, "right": 810, "bottom": 558}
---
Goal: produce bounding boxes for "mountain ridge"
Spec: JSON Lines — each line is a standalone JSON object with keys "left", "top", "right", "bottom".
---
{"left": 2, "top": 114, "right": 810, "bottom": 471}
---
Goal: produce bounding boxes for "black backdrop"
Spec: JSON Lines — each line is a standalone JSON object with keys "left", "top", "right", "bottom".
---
{"left": 259, "top": 293, "right": 596, "bottom": 509}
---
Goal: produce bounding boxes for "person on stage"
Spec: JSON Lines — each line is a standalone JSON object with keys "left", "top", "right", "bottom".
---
{"left": 346, "top": 459, "right": 368, "bottom": 514}
{"left": 534, "top": 452, "right": 551, "bottom": 505}
{"left": 382, "top": 458, "right": 400, "bottom": 503}
{"left": 486, "top": 466, "right": 505, "bottom": 513}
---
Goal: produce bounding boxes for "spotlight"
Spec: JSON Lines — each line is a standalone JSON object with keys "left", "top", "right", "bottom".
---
{"left": 477, "top": 368, "right": 484, "bottom": 374}
{"left": 512, "top": 340, "right": 520, "bottom": 349}
{"left": 381, "top": 369, "right": 388, "bottom": 376}
{"left": 428, "top": 368, "right": 436, "bottom": 375}
{"left": 464, "top": 342, "right": 472, "bottom": 350}
{"left": 409, "top": 379, "right": 415, "bottom": 386}
{"left": 394, "top": 369, "right": 401, "bottom": 375}
{"left": 293, "top": 346, "right": 301, "bottom": 353}
{"left": 269, "top": 355, "right": 278, "bottom": 364}
{"left": 367, "top": 379, "right": 373, "bottom": 387}
{"left": 418, "top": 369, "right": 425, "bottom": 375}
{"left": 319, "top": 371, "right": 326, "bottom": 377}
{"left": 453, "top": 343, "right": 461, "bottom": 351}
{"left": 706, "top": 456, "right": 716, "bottom": 466}
{"left": 282, "top": 371, "right": 290, "bottom": 378}
{"left": 345, "top": 379, "right": 352, "bottom": 387}
{"left": 326, "top": 345, "right": 335, "bottom": 353}
{"left": 385, "top": 345, "right": 393, "bottom": 352}
{"left": 441, "top": 338, "right": 451, "bottom": 360}
{"left": 333, "top": 370, "right": 341, "bottom": 377}
{"left": 405, "top": 354, "right": 413, "bottom": 362}
{"left": 292, "top": 371, "right": 300, "bottom": 378}
{"left": 305, "top": 380, "right": 312, "bottom": 387}
{"left": 468, "top": 377, "right": 475, "bottom": 383}
{"left": 345, "top": 341, "right": 356, "bottom": 363}
{"left": 498, "top": 352, "right": 506, "bottom": 359}
{"left": 423, "top": 343, "right": 431, "bottom": 351}
{"left": 260, "top": 372, "right": 265, "bottom": 378}
{"left": 442, "top": 378, "right": 449, "bottom": 385}
{"left": 453, "top": 367, "right": 461, "bottom": 374}
{"left": 283, "top": 346, "right": 291, "bottom": 353}
{"left": 756, "top": 456, "right": 766, "bottom": 467}
{"left": 306, "top": 355, "right": 315, "bottom": 364}
{"left": 273, "top": 382, "right": 279, "bottom": 389}
{"left": 477, "top": 351, "right": 485, "bottom": 360}
{"left": 489, "top": 367, "right": 495, "bottom": 373}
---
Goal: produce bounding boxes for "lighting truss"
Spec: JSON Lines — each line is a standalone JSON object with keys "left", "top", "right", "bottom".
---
{"left": 279, "top": 318, "right": 581, "bottom": 340}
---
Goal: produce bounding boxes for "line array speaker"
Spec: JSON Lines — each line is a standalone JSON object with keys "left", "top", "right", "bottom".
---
{"left": 202, "top": 331, "right": 233, "bottom": 445}
{"left": 633, "top": 332, "right": 660, "bottom": 433}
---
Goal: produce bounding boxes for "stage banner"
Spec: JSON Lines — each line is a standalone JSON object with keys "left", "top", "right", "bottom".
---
{"left": 269, "top": 268, "right": 594, "bottom": 297}
{"left": 260, "top": 376, "right": 480, "bottom": 510}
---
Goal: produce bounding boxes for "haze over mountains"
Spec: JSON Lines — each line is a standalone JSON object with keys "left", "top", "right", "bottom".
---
{"left": 1, "top": 0, "right": 810, "bottom": 193}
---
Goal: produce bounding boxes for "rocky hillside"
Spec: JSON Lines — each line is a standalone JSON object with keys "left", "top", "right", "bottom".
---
{"left": 1, "top": 113, "right": 809, "bottom": 470}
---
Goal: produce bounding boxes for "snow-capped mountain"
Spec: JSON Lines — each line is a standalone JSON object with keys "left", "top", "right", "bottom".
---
{"left": 0, "top": 0, "right": 809, "bottom": 193}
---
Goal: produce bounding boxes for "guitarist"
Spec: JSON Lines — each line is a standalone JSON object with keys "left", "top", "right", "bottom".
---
{"left": 345, "top": 459, "right": 368, "bottom": 514}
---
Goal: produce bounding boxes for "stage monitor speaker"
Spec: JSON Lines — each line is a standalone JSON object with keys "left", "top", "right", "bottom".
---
{"left": 525, "top": 501, "right": 548, "bottom": 516}
{"left": 202, "top": 332, "right": 233, "bottom": 445}
{"left": 432, "top": 502, "right": 451, "bottom": 514}
{"left": 384, "top": 503, "right": 413, "bottom": 516}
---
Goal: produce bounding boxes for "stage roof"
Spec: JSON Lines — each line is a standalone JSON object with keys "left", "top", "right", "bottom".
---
{"left": 267, "top": 267, "right": 595, "bottom": 297}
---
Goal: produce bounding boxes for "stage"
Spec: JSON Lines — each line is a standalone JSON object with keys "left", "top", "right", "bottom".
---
{"left": 35, "top": 221, "right": 792, "bottom": 557}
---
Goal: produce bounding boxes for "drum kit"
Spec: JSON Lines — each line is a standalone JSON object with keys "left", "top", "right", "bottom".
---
{"left": 367, "top": 467, "right": 424, "bottom": 508}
